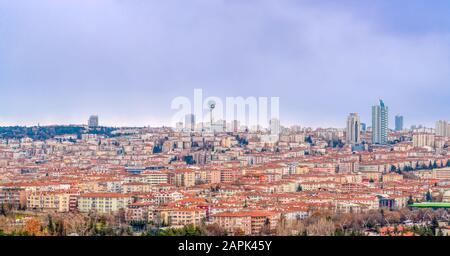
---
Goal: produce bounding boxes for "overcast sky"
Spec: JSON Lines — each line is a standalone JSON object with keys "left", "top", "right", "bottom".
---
{"left": 1, "top": 0, "right": 449, "bottom": 128}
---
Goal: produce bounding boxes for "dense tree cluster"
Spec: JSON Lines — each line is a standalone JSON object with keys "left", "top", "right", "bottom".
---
{"left": 144, "top": 223, "right": 228, "bottom": 236}
{"left": 0, "top": 126, "right": 118, "bottom": 140}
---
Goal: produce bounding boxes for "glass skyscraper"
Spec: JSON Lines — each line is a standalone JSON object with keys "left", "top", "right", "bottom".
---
{"left": 361, "top": 123, "right": 366, "bottom": 132}
{"left": 372, "top": 100, "right": 389, "bottom": 144}
{"left": 395, "top": 115, "right": 404, "bottom": 131}
{"left": 185, "top": 114, "right": 196, "bottom": 131}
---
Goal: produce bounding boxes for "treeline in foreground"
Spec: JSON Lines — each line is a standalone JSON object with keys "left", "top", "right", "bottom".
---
{"left": 0, "top": 207, "right": 449, "bottom": 236}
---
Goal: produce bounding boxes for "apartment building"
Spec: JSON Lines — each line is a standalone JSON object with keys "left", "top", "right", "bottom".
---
{"left": 152, "top": 207, "right": 206, "bottom": 227}
{"left": 168, "top": 169, "right": 195, "bottom": 187}
{"left": 412, "top": 132, "right": 435, "bottom": 148}
{"left": 154, "top": 191, "right": 184, "bottom": 205}
{"left": 125, "top": 201, "right": 154, "bottom": 222}
{"left": 220, "top": 168, "right": 243, "bottom": 183}
{"left": 122, "top": 182, "right": 152, "bottom": 193}
{"left": 432, "top": 168, "right": 450, "bottom": 180}
{"left": 211, "top": 211, "right": 280, "bottom": 235}
{"left": 142, "top": 171, "right": 169, "bottom": 185}
{"left": 78, "top": 193, "right": 133, "bottom": 213}
{"left": 0, "top": 187, "right": 27, "bottom": 209}
{"left": 27, "top": 191, "right": 78, "bottom": 212}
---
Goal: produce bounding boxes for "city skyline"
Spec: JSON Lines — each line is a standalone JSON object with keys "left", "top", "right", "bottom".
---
{"left": 0, "top": 96, "right": 446, "bottom": 130}
{"left": 1, "top": 0, "right": 450, "bottom": 127}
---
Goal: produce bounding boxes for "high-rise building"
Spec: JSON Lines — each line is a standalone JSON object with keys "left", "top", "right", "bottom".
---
{"left": 372, "top": 100, "right": 389, "bottom": 144}
{"left": 88, "top": 115, "right": 99, "bottom": 128}
{"left": 346, "top": 113, "right": 361, "bottom": 145}
{"left": 231, "top": 120, "right": 240, "bottom": 133}
{"left": 436, "top": 120, "right": 450, "bottom": 137}
{"left": 185, "top": 114, "right": 196, "bottom": 131}
{"left": 395, "top": 115, "right": 404, "bottom": 131}
{"left": 269, "top": 118, "right": 280, "bottom": 135}
{"left": 360, "top": 123, "right": 366, "bottom": 132}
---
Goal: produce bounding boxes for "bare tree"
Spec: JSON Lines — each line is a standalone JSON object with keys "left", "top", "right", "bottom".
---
{"left": 306, "top": 217, "right": 335, "bottom": 236}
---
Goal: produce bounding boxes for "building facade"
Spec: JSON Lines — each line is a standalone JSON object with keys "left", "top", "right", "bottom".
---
{"left": 395, "top": 115, "right": 404, "bottom": 131}
{"left": 436, "top": 120, "right": 450, "bottom": 137}
{"left": 88, "top": 115, "right": 99, "bottom": 127}
{"left": 346, "top": 113, "right": 361, "bottom": 145}
{"left": 185, "top": 114, "right": 196, "bottom": 131}
{"left": 78, "top": 193, "right": 133, "bottom": 213}
{"left": 372, "top": 100, "right": 389, "bottom": 144}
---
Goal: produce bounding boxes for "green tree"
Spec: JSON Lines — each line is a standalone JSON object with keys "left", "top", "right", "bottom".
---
{"left": 390, "top": 165, "right": 397, "bottom": 173}
{"left": 156, "top": 224, "right": 204, "bottom": 236}
{"left": 426, "top": 191, "right": 433, "bottom": 202}
{"left": 407, "top": 195, "right": 414, "bottom": 206}
{"left": 430, "top": 217, "right": 439, "bottom": 235}
{"left": 55, "top": 220, "right": 65, "bottom": 236}
{"left": 260, "top": 218, "right": 271, "bottom": 235}
{"left": 47, "top": 215, "right": 55, "bottom": 235}
{"left": 334, "top": 229, "right": 345, "bottom": 236}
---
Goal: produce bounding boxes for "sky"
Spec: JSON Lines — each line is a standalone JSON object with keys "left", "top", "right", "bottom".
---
{"left": 0, "top": 0, "right": 449, "bottom": 128}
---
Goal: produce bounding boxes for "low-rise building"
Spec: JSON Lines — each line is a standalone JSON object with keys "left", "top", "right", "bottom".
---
{"left": 78, "top": 193, "right": 133, "bottom": 213}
